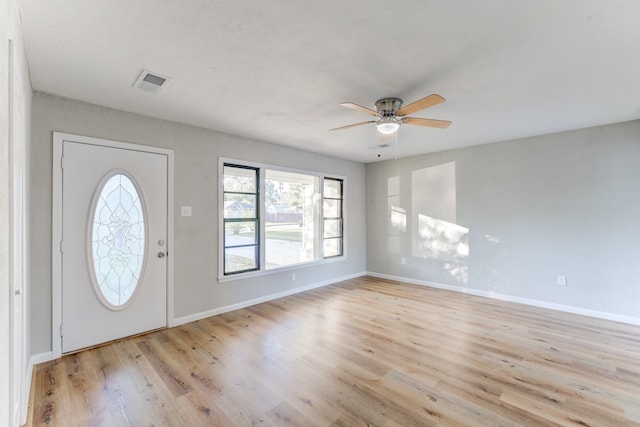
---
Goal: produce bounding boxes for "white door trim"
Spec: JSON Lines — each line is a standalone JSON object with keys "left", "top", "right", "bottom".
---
{"left": 8, "top": 37, "right": 28, "bottom": 427}
{"left": 52, "top": 132, "right": 175, "bottom": 359}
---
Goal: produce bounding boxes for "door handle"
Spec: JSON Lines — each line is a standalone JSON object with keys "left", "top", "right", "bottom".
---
{"left": 157, "top": 252, "right": 166, "bottom": 258}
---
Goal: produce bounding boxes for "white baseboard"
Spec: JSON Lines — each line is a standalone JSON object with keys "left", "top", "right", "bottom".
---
{"left": 173, "top": 271, "right": 367, "bottom": 326}
{"left": 366, "top": 271, "right": 640, "bottom": 326}
{"left": 21, "top": 360, "right": 33, "bottom": 425}
{"left": 24, "top": 351, "right": 55, "bottom": 422}
{"left": 29, "top": 351, "right": 54, "bottom": 366}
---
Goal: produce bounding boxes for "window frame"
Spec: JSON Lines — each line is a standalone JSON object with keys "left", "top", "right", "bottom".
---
{"left": 222, "top": 163, "right": 260, "bottom": 275}
{"left": 322, "top": 177, "right": 344, "bottom": 259}
{"left": 218, "top": 157, "right": 346, "bottom": 282}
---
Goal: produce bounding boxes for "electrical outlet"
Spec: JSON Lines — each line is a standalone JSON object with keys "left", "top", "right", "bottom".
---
{"left": 557, "top": 275, "right": 567, "bottom": 286}
{"left": 400, "top": 257, "right": 406, "bottom": 265}
{"left": 292, "top": 272, "right": 296, "bottom": 281}
{"left": 180, "top": 206, "right": 192, "bottom": 217}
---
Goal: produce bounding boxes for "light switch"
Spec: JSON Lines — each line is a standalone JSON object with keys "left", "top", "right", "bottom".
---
{"left": 181, "top": 206, "right": 192, "bottom": 217}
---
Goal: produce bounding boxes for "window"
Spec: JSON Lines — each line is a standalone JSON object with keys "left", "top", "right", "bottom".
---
{"left": 223, "top": 165, "right": 259, "bottom": 275}
{"left": 265, "top": 170, "right": 320, "bottom": 269}
{"left": 323, "top": 178, "right": 343, "bottom": 258}
{"left": 220, "top": 160, "right": 345, "bottom": 278}
{"left": 90, "top": 172, "right": 145, "bottom": 308}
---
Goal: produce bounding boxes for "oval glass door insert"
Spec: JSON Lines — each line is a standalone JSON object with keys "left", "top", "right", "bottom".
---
{"left": 90, "top": 172, "right": 146, "bottom": 309}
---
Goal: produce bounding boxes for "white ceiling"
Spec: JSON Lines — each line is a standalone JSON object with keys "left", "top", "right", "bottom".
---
{"left": 18, "top": 0, "right": 640, "bottom": 163}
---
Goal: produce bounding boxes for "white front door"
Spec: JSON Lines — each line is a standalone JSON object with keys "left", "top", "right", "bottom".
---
{"left": 60, "top": 140, "right": 168, "bottom": 353}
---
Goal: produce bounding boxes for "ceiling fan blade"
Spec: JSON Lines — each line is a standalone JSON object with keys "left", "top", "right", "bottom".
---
{"left": 329, "top": 121, "right": 376, "bottom": 131}
{"left": 403, "top": 117, "right": 452, "bottom": 128}
{"left": 340, "top": 102, "right": 380, "bottom": 117}
{"left": 396, "top": 94, "right": 446, "bottom": 116}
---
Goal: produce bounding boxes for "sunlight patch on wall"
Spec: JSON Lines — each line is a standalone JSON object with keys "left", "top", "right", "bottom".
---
{"left": 390, "top": 206, "right": 407, "bottom": 232}
{"left": 484, "top": 233, "right": 507, "bottom": 293}
{"left": 410, "top": 162, "right": 469, "bottom": 284}
{"left": 416, "top": 215, "right": 469, "bottom": 260}
{"left": 411, "top": 162, "right": 456, "bottom": 224}
{"left": 415, "top": 214, "right": 469, "bottom": 283}
{"left": 387, "top": 176, "right": 405, "bottom": 254}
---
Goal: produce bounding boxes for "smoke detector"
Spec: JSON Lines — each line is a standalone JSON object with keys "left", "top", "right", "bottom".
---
{"left": 134, "top": 70, "right": 170, "bottom": 93}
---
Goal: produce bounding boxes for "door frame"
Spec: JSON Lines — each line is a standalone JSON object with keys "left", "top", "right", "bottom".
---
{"left": 52, "top": 132, "right": 175, "bottom": 359}
{"left": 8, "top": 38, "right": 28, "bottom": 427}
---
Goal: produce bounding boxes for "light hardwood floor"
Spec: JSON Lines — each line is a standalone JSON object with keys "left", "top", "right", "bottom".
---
{"left": 26, "top": 276, "right": 640, "bottom": 426}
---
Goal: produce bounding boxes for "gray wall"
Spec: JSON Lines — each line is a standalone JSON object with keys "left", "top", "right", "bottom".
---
{"left": 31, "top": 92, "right": 366, "bottom": 355}
{"left": 367, "top": 120, "right": 640, "bottom": 319}
{"left": 30, "top": 90, "right": 640, "bottom": 356}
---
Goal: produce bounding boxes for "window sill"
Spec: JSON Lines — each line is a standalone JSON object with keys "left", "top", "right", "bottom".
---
{"left": 217, "top": 255, "right": 347, "bottom": 283}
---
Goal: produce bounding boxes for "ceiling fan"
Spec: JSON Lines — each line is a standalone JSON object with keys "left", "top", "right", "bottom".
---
{"left": 330, "top": 94, "right": 452, "bottom": 135}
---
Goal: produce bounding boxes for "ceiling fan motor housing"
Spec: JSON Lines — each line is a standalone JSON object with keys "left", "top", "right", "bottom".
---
{"left": 375, "top": 98, "right": 403, "bottom": 117}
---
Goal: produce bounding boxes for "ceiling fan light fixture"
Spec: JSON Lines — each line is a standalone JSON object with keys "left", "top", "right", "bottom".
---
{"left": 376, "top": 118, "right": 400, "bottom": 135}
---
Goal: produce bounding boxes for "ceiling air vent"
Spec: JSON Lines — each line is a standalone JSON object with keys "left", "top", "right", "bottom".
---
{"left": 134, "top": 70, "right": 170, "bottom": 93}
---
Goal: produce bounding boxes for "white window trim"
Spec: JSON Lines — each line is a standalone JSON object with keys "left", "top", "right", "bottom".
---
{"left": 218, "top": 157, "right": 347, "bottom": 282}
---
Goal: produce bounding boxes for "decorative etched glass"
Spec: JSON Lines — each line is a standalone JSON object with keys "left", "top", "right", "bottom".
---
{"left": 91, "top": 173, "right": 145, "bottom": 308}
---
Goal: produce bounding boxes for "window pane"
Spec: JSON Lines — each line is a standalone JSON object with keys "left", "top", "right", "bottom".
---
{"left": 91, "top": 173, "right": 145, "bottom": 308}
{"left": 225, "top": 246, "right": 257, "bottom": 273}
{"left": 224, "top": 194, "right": 256, "bottom": 218}
{"left": 324, "top": 179, "right": 341, "bottom": 198}
{"left": 265, "top": 169, "right": 320, "bottom": 268}
{"left": 224, "top": 221, "right": 257, "bottom": 244}
{"left": 266, "top": 229, "right": 304, "bottom": 268}
{"left": 324, "top": 219, "right": 342, "bottom": 238}
{"left": 224, "top": 166, "right": 256, "bottom": 193}
{"left": 323, "top": 199, "right": 341, "bottom": 218}
{"left": 324, "top": 238, "right": 342, "bottom": 258}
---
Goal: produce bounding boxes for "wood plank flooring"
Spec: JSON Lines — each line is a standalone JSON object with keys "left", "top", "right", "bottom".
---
{"left": 25, "top": 276, "right": 640, "bottom": 426}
